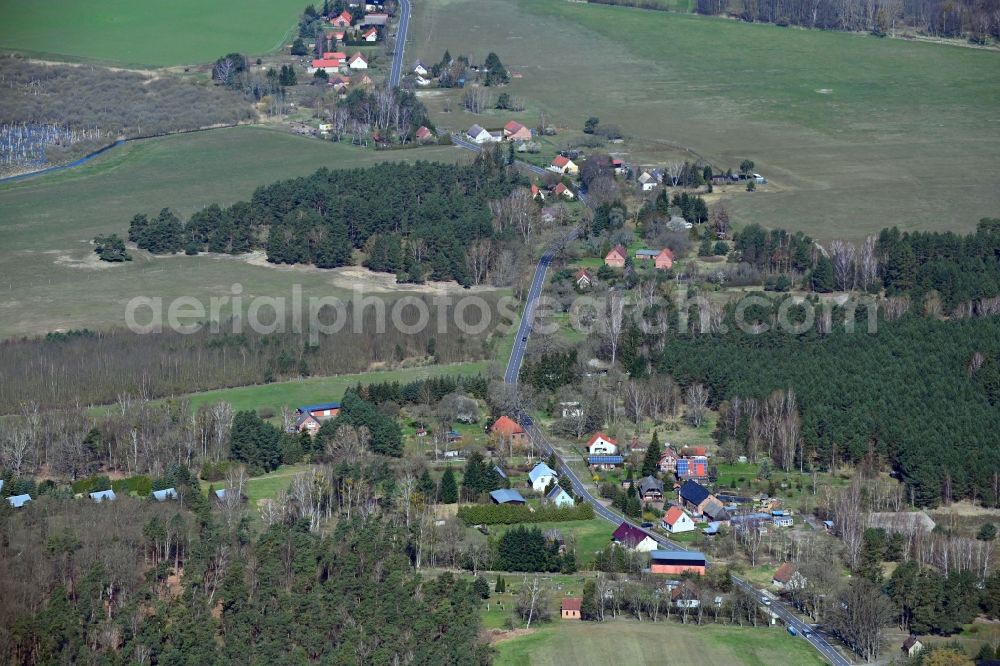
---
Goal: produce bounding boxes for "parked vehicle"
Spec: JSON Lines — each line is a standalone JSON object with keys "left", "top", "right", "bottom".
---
{"left": 788, "top": 626, "right": 797, "bottom": 636}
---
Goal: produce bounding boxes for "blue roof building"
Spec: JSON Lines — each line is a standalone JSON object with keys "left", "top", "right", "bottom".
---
{"left": 215, "top": 488, "right": 228, "bottom": 499}
{"left": 679, "top": 479, "right": 710, "bottom": 506}
{"left": 649, "top": 550, "right": 708, "bottom": 567}
{"left": 490, "top": 489, "right": 526, "bottom": 505}
{"left": 89, "top": 489, "right": 116, "bottom": 502}
{"left": 493, "top": 465, "right": 507, "bottom": 479}
{"left": 152, "top": 488, "right": 178, "bottom": 501}
{"left": 702, "top": 521, "right": 721, "bottom": 535}
{"left": 8, "top": 493, "right": 31, "bottom": 508}
{"left": 587, "top": 455, "right": 624, "bottom": 466}
{"left": 297, "top": 402, "right": 341, "bottom": 413}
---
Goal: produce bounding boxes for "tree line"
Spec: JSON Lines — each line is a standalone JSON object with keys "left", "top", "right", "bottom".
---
{"left": 0, "top": 298, "right": 498, "bottom": 411}
{"left": 732, "top": 219, "right": 1000, "bottom": 315}
{"left": 694, "top": 0, "right": 999, "bottom": 42}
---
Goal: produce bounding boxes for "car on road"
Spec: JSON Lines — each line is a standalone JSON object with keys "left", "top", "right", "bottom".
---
{"left": 802, "top": 629, "right": 812, "bottom": 638}
{"left": 761, "top": 596, "right": 771, "bottom": 605}
{"left": 521, "top": 336, "right": 526, "bottom": 342}
{"left": 522, "top": 416, "right": 533, "bottom": 426}
{"left": 641, "top": 521, "right": 653, "bottom": 528}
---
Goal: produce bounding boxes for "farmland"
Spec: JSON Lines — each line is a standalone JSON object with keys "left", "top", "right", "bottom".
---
{"left": 494, "top": 620, "right": 827, "bottom": 666}
{"left": 408, "top": 0, "right": 1000, "bottom": 240}
{"left": 0, "top": 126, "right": 469, "bottom": 337}
{"left": 0, "top": 0, "right": 306, "bottom": 67}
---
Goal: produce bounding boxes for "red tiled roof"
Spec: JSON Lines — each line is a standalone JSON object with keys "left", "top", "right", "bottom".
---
{"left": 350, "top": 52, "right": 367, "bottom": 63}
{"left": 491, "top": 415, "right": 524, "bottom": 436}
{"left": 415, "top": 126, "right": 431, "bottom": 139}
{"left": 552, "top": 155, "right": 570, "bottom": 167}
{"left": 312, "top": 58, "right": 343, "bottom": 68}
{"left": 587, "top": 432, "right": 617, "bottom": 446}
{"left": 575, "top": 268, "right": 591, "bottom": 280}
{"left": 664, "top": 505, "right": 686, "bottom": 526}
{"left": 363, "top": 27, "right": 378, "bottom": 37}
{"left": 773, "top": 562, "right": 796, "bottom": 583}
{"left": 657, "top": 248, "right": 675, "bottom": 261}
{"left": 561, "top": 597, "right": 582, "bottom": 611}
{"left": 504, "top": 120, "right": 526, "bottom": 133}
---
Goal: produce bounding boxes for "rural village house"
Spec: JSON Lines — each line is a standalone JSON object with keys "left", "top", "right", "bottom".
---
{"left": 604, "top": 245, "right": 627, "bottom": 268}
{"left": 549, "top": 155, "right": 578, "bottom": 175}
{"left": 611, "top": 522, "right": 659, "bottom": 553}
{"left": 587, "top": 433, "right": 618, "bottom": 455}
{"left": 528, "top": 462, "right": 558, "bottom": 492}
{"left": 662, "top": 505, "right": 696, "bottom": 533}
{"left": 503, "top": 120, "right": 532, "bottom": 142}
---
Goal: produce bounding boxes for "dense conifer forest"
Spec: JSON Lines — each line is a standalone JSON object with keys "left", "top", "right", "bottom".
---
{"left": 127, "top": 153, "right": 523, "bottom": 285}
{"left": 657, "top": 314, "right": 1000, "bottom": 506}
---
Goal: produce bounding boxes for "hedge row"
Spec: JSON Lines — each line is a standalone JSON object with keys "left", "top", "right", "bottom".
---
{"left": 457, "top": 502, "right": 594, "bottom": 525}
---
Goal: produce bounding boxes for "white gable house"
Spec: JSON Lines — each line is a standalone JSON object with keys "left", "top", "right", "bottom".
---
{"left": 528, "top": 462, "right": 558, "bottom": 492}
{"left": 587, "top": 433, "right": 618, "bottom": 456}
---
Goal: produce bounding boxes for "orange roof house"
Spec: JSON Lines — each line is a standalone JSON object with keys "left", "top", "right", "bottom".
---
{"left": 330, "top": 10, "right": 352, "bottom": 27}
{"left": 655, "top": 248, "right": 675, "bottom": 270}
{"left": 362, "top": 26, "right": 379, "bottom": 41}
{"left": 530, "top": 183, "right": 545, "bottom": 200}
{"left": 415, "top": 126, "right": 432, "bottom": 141}
{"left": 490, "top": 416, "right": 527, "bottom": 445}
{"left": 503, "top": 120, "right": 532, "bottom": 142}
{"left": 553, "top": 183, "right": 574, "bottom": 199}
{"left": 574, "top": 268, "right": 593, "bottom": 288}
{"left": 605, "top": 244, "right": 627, "bottom": 268}
{"left": 549, "top": 155, "right": 578, "bottom": 175}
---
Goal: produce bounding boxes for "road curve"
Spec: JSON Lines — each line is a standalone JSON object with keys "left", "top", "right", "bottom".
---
{"left": 389, "top": 0, "right": 410, "bottom": 88}
{"left": 500, "top": 222, "right": 851, "bottom": 666}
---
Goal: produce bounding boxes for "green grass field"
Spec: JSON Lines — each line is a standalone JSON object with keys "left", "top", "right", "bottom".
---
{"left": 0, "top": 126, "right": 469, "bottom": 337}
{"left": 171, "top": 361, "right": 488, "bottom": 415}
{"left": 494, "top": 620, "right": 827, "bottom": 665}
{"left": 0, "top": 0, "right": 305, "bottom": 66}
{"left": 491, "top": 518, "right": 614, "bottom": 566}
{"left": 409, "top": 0, "right": 1000, "bottom": 240}
{"left": 201, "top": 463, "right": 313, "bottom": 505}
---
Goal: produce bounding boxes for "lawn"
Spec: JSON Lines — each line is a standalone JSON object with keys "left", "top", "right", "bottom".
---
{"left": 200, "top": 463, "right": 313, "bottom": 504}
{"left": 0, "top": 126, "right": 469, "bottom": 338}
{"left": 408, "top": 0, "right": 1000, "bottom": 240}
{"left": 494, "top": 620, "right": 827, "bottom": 666}
{"left": 0, "top": 0, "right": 305, "bottom": 66}
{"left": 491, "top": 518, "right": 615, "bottom": 566}
{"left": 161, "top": 361, "right": 488, "bottom": 415}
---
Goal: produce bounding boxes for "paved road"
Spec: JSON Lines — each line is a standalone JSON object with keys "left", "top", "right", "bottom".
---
{"left": 451, "top": 134, "right": 549, "bottom": 177}
{"left": 732, "top": 577, "right": 852, "bottom": 666}
{"left": 500, "top": 226, "right": 852, "bottom": 666}
{"left": 388, "top": 0, "right": 410, "bottom": 88}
